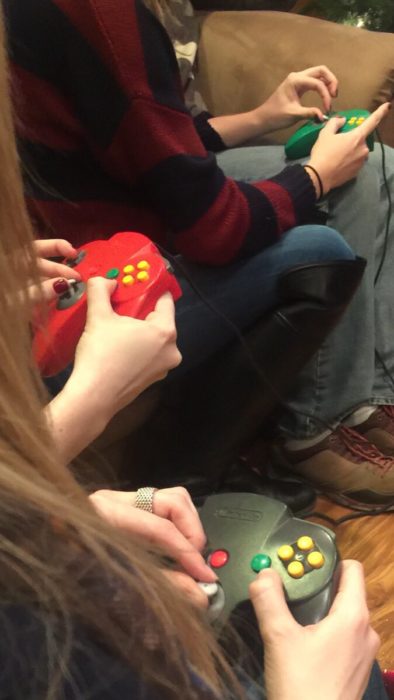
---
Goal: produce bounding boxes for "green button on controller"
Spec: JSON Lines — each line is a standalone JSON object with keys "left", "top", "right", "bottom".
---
{"left": 106, "top": 268, "right": 120, "bottom": 279}
{"left": 250, "top": 553, "right": 272, "bottom": 573}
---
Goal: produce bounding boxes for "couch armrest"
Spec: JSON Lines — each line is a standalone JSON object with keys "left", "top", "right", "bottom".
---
{"left": 196, "top": 11, "right": 394, "bottom": 145}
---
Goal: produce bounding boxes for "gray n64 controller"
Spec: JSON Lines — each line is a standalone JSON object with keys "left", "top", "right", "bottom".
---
{"left": 198, "top": 492, "right": 340, "bottom": 629}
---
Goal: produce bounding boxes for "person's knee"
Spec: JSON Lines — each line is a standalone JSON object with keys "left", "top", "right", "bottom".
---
{"left": 291, "top": 225, "right": 356, "bottom": 263}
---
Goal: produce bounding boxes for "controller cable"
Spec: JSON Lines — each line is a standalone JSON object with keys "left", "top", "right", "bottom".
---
{"left": 159, "top": 126, "right": 394, "bottom": 524}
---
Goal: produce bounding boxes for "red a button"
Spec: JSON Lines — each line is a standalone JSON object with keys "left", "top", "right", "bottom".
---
{"left": 209, "top": 549, "right": 229, "bottom": 569}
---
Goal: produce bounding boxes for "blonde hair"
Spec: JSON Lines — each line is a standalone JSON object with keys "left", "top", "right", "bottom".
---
{"left": 0, "top": 9, "right": 244, "bottom": 699}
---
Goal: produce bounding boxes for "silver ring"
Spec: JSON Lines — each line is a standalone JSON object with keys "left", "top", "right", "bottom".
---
{"left": 134, "top": 487, "right": 157, "bottom": 513}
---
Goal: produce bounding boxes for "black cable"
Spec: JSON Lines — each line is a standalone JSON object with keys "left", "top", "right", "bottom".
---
{"left": 373, "top": 129, "right": 394, "bottom": 394}
{"left": 161, "top": 248, "right": 338, "bottom": 436}
{"left": 308, "top": 501, "right": 394, "bottom": 527}
{"left": 374, "top": 129, "right": 392, "bottom": 285}
{"left": 159, "top": 128, "right": 394, "bottom": 520}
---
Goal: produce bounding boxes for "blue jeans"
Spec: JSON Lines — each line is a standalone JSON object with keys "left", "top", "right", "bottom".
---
{"left": 46, "top": 224, "right": 355, "bottom": 411}
{"left": 213, "top": 145, "right": 394, "bottom": 437}
{"left": 171, "top": 224, "right": 355, "bottom": 378}
{"left": 48, "top": 145, "right": 394, "bottom": 440}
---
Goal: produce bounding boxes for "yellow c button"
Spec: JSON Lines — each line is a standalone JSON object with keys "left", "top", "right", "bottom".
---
{"left": 137, "top": 260, "right": 150, "bottom": 271}
{"left": 307, "top": 551, "right": 325, "bottom": 569}
{"left": 297, "top": 536, "right": 314, "bottom": 551}
{"left": 123, "top": 264, "right": 135, "bottom": 274}
{"left": 287, "top": 561, "right": 304, "bottom": 579}
{"left": 277, "top": 545, "right": 294, "bottom": 562}
{"left": 137, "top": 271, "right": 149, "bottom": 282}
{"left": 122, "top": 275, "right": 135, "bottom": 286}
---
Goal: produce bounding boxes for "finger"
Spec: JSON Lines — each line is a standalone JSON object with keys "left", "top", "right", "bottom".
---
{"left": 249, "top": 568, "right": 297, "bottom": 640}
{"left": 328, "top": 560, "right": 368, "bottom": 618}
{"left": 91, "top": 494, "right": 216, "bottom": 582}
{"left": 162, "top": 570, "right": 209, "bottom": 609}
{"left": 28, "top": 277, "right": 70, "bottom": 304}
{"left": 304, "top": 65, "right": 338, "bottom": 97}
{"left": 321, "top": 115, "right": 347, "bottom": 135}
{"left": 296, "top": 76, "right": 332, "bottom": 114}
{"left": 85, "top": 276, "right": 117, "bottom": 321}
{"left": 357, "top": 103, "right": 391, "bottom": 139}
{"left": 36, "top": 258, "right": 81, "bottom": 281}
{"left": 145, "top": 292, "right": 176, "bottom": 327}
{"left": 34, "top": 238, "right": 78, "bottom": 260}
{"left": 153, "top": 488, "right": 207, "bottom": 552}
{"left": 297, "top": 106, "right": 327, "bottom": 123}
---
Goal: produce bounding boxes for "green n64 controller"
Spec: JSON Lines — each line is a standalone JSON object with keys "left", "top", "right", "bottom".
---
{"left": 285, "top": 109, "right": 374, "bottom": 160}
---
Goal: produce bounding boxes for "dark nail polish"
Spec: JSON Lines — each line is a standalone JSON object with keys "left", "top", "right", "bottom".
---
{"left": 53, "top": 278, "right": 69, "bottom": 295}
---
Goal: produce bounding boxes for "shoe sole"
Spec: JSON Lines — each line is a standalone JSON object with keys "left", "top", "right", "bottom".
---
{"left": 268, "top": 453, "right": 394, "bottom": 513}
{"left": 324, "top": 489, "right": 394, "bottom": 513}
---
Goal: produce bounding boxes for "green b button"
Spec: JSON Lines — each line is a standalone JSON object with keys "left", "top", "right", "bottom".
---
{"left": 106, "top": 268, "right": 120, "bottom": 279}
{"left": 251, "top": 553, "right": 272, "bottom": 573}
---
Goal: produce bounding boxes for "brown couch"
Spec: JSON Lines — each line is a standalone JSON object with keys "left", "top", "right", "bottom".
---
{"left": 196, "top": 10, "right": 394, "bottom": 147}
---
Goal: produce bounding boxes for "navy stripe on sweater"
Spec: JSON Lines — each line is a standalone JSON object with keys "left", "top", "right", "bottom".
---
{"left": 4, "top": 0, "right": 318, "bottom": 264}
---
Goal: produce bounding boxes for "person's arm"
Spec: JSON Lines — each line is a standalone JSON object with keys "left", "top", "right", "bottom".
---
{"left": 250, "top": 561, "right": 380, "bottom": 700}
{"left": 207, "top": 65, "right": 338, "bottom": 148}
{"left": 45, "top": 281, "right": 181, "bottom": 464}
{"left": 90, "top": 486, "right": 217, "bottom": 594}
{"left": 11, "top": 0, "right": 316, "bottom": 265}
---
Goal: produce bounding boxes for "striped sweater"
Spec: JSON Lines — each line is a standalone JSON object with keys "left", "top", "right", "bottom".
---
{"left": 4, "top": 0, "right": 317, "bottom": 264}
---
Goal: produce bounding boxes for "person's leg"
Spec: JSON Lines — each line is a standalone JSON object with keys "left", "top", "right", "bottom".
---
{"left": 217, "top": 144, "right": 394, "bottom": 435}
{"left": 172, "top": 224, "right": 355, "bottom": 377}
{"left": 125, "top": 223, "right": 355, "bottom": 488}
{"left": 215, "top": 144, "right": 394, "bottom": 506}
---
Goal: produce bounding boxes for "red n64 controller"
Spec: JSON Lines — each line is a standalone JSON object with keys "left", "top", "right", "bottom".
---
{"left": 33, "top": 231, "right": 182, "bottom": 377}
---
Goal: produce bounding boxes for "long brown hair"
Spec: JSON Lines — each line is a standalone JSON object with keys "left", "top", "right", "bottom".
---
{"left": 0, "top": 10, "right": 244, "bottom": 700}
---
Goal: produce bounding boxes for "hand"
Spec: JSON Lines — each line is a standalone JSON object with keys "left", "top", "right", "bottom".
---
{"left": 162, "top": 570, "right": 210, "bottom": 609}
{"left": 68, "top": 278, "right": 182, "bottom": 421}
{"left": 47, "top": 281, "right": 181, "bottom": 463}
{"left": 308, "top": 102, "right": 391, "bottom": 194}
{"left": 250, "top": 561, "right": 379, "bottom": 700}
{"left": 28, "top": 239, "right": 81, "bottom": 304}
{"left": 90, "top": 486, "right": 216, "bottom": 602}
{"left": 255, "top": 66, "right": 338, "bottom": 135}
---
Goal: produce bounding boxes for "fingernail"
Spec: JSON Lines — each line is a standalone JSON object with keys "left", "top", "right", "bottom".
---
{"left": 53, "top": 278, "right": 69, "bottom": 295}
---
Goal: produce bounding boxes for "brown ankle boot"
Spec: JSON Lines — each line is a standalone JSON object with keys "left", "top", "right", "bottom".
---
{"left": 272, "top": 425, "right": 394, "bottom": 509}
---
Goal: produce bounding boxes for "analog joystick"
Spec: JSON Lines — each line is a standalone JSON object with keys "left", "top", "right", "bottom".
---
{"left": 56, "top": 280, "right": 87, "bottom": 310}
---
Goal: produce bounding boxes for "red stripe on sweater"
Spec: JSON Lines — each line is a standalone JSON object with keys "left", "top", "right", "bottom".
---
{"left": 11, "top": 65, "right": 83, "bottom": 150}
{"left": 253, "top": 180, "right": 296, "bottom": 235}
{"left": 54, "top": 0, "right": 152, "bottom": 99}
{"left": 174, "top": 179, "right": 250, "bottom": 265}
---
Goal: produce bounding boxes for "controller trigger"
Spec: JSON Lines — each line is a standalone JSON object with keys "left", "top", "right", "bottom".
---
{"left": 66, "top": 250, "right": 86, "bottom": 268}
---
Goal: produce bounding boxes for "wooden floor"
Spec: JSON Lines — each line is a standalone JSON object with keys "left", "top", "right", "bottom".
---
{"left": 309, "top": 497, "right": 394, "bottom": 670}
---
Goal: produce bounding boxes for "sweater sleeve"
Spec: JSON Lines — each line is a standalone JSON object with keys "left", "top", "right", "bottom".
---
{"left": 55, "top": 0, "right": 317, "bottom": 265}
{"left": 193, "top": 111, "right": 226, "bottom": 153}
